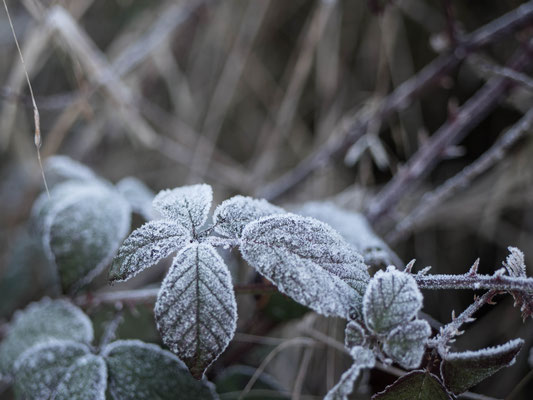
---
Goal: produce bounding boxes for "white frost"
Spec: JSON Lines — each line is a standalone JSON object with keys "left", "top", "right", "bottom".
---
{"left": 0, "top": 298, "right": 93, "bottom": 378}
{"left": 241, "top": 214, "right": 370, "bottom": 319}
{"left": 152, "top": 184, "right": 213, "bottom": 235}
{"left": 345, "top": 321, "right": 366, "bottom": 349}
{"left": 44, "top": 155, "right": 99, "bottom": 188}
{"left": 116, "top": 176, "right": 156, "bottom": 220}
{"left": 52, "top": 354, "right": 107, "bottom": 400}
{"left": 213, "top": 195, "right": 284, "bottom": 238}
{"left": 503, "top": 247, "right": 526, "bottom": 277}
{"left": 363, "top": 267, "right": 423, "bottom": 334}
{"left": 324, "top": 347, "right": 375, "bottom": 400}
{"left": 109, "top": 220, "right": 191, "bottom": 282}
{"left": 155, "top": 243, "right": 237, "bottom": 379}
{"left": 383, "top": 319, "right": 431, "bottom": 369}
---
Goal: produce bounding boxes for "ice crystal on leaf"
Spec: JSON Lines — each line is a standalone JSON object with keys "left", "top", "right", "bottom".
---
{"left": 213, "top": 195, "right": 284, "bottom": 238}
{"left": 52, "top": 354, "right": 107, "bottom": 400}
{"left": 440, "top": 338, "right": 524, "bottom": 394}
{"left": 155, "top": 243, "right": 237, "bottom": 379}
{"left": 152, "top": 184, "right": 212, "bottom": 235}
{"left": 0, "top": 298, "right": 93, "bottom": 378}
{"left": 372, "top": 370, "right": 451, "bottom": 400}
{"left": 241, "top": 214, "right": 370, "bottom": 319}
{"left": 298, "top": 202, "right": 401, "bottom": 268}
{"left": 325, "top": 347, "right": 375, "bottom": 400}
{"left": 383, "top": 319, "right": 431, "bottom": 369}
{"left": 103, "top": 340, "right": 218, "bottom": 399}
{"left": 116, "top": 176, "right": 155, "bottom": 220}
{"left": 345, "top": 321, "right": 366, "bottom": 349}
{"left": 363, "top": 267, "right": 423, "bottom": 334}
{"left": 109, "top": 220, "right": 191, "bottom": 282}
{"left": 42, "top": 181, "right": 131, "bottom": 292}
{"left": 13, "top": 340, "right": 90, "bottom": 400}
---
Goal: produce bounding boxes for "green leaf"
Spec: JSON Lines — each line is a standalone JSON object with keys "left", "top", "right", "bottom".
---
{"left": 215, "top": 365, "right": 289, "bottom": 399}
{"left": 440, "top": 338, "right": 523, "bottom": 394}
{"left": 363, "top": 267, "right": 422, "bottom": 334}
{"left": 43, "top": 181, "right": 131, "bottom": 292}
{"left": 53, "top": 354, "right": 107, "bottom": 400}
{"left": 103, "top": 340, "right": 218, "bottom": 400}
{"left": 44, "top": 155, "right": 99, "bottom": 188}
{"left": 0, "top": 298, "right": 93, "bottom": 378}
{"left": 155, "top": 243, "right": 237, "bottom": 379}
{"left": 383, "top": 319, "right": 431, "bottom": 369}
{"left": 13, "top": 340, "right": 90, "bottom": 400}
{"left": 372, "top": 370, "right": 451, "bottom": 400}
{"left": 241, "top": 214, "right": 370, "bottom": 319}
{"left": 109, "top": 220, "right": 190, "bottom": 283}
{"left": 345, "top": 321, "right": 366, "bottom": 349}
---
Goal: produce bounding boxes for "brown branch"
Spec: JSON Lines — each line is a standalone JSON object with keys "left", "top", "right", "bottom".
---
{"left": 387, "top": 106, "right": 533, "bottom": 243}
{"left": 258, "top": 1, "right": 533, "bottom": 201}
{"left": 415, "top": 273, "right": 533, "bottom": 293}
{"left": 365, "top": 39, "right": 533, "bottom": 225}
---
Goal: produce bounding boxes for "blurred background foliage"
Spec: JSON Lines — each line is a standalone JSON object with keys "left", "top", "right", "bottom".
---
{"left": 1, "top": 0, "right": 533, "bottom": 398}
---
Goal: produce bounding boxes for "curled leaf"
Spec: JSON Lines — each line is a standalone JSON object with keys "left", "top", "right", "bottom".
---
{"left": 383, "top": 319, "right": 431, "bottom": 369}
{"left": 441, "top": 338, "right": 523, "bottom": 394}
{"left": 345, "top": 321, "right": 366, "bottom": 349}
{"left": 241, "top": 214, "right": 370, "bottom": 319}
{"left": 155, "top": 243, "right": 237, "bottom": 379}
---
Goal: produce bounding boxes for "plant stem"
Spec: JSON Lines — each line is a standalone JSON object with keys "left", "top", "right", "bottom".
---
{"left": 415, "top": 273, "right": 533, "bottom": 293}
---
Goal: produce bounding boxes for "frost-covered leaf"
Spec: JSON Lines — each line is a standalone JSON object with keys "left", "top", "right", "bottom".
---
{"left": 241, "top": 214, "right": 370, "bottom": 319}
{"left": 155, "top": 243, "right": 237, "bottom": 379}
{"left": 440, "top": 338, "right": 523, "bottom": 394}
{"left": 215, "top": 365, "right": 288, "bottom": 399}
{"left": 13, "top": 340, "right": 90, "bottom": 400}
{"left": 103, "top": 340, "right": 218, "bottom": 399}
{"left": 44, "top": 155, "right": 99, "bottom": 188}
{"left": 53, "top": 354, "right": 107, "bottom": 400}
{"left": 502, "top": 247, "right": 533, "bottom": 320}
{"left": 298, "top": 202, "right": 401, "bottom": 268}
{"left": 0, "top": 298, "right": 93, "bottom": 377}
{"left": 213, "top": 195, "right": 284, "bottom": 238}
{"left": 363, "top": 267, "right": 422, "bottom": 334}
{"left": 116, "top": 176, "right": 155, "bottom": 220}
{"left": 43, "top": 181, "right": 131, "bottom": 292}
{"left": 345, "top": 321, "right": 366, "bottom": 349}
{"left": 109, "top": 220, "right": 191, "bottom": 282}
{"left": 325, "top": 347, "right": 375, "bottom": 400}
{"left": 383, "top": 319, "right": 431, "bottom": 369}
{"left": 372, "top": 370, "right": 451, "bottom": 400}
{"left": 152, "top": 184, "right": 212, "bottom": 235}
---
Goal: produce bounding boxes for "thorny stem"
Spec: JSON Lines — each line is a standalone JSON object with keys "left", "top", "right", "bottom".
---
{"left": 415, "top": 273, "right": 533, "bottom": 293}
{"left": 258, "top": 1, "right": 533, "bottom": 201}
{"left": 430, "top": 290, "right": 497, "bottom": 356}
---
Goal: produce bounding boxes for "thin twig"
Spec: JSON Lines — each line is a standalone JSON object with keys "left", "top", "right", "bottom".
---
{"left": 415, "top": 273, "right": 533, "bottom": 293}
{"left": 258, "top": 1, "right": 533, "bottom": 201}
{"left": 2, "top": 0, "right": 49, "bottom": 197}
{"left": 388, "top": 106, "right": 533, "bottom": 243}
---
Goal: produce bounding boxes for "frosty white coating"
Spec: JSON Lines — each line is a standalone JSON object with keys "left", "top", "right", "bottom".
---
{"left": 52, "top": 354, "right": 107, "bottom": 400}
{"left": 324, "top": 347, "right": 375, "bottom": 400}
{"left": 103, "top": 340, "right": 218, "bottom": 400}
{"left": 152, "top": 184, "right": 213, "bottom": 235}
{"left": 213, "top": 195, "right": 284, "bottom": 238}
{"left": 43, "top": 181, "right": 131, "bottom": 292}
{"left": 344, "top": 321, "right": 366, "bottom": 349}
{"left": 297, "top": 202, "right": 402, "bottom": 267}
{"left": 503, "top": 246, "right": 526, "bottom": 277}
{"left": 155, "top": 243, "right": 237, "bottom": 379}
{"left": 0, "top": 298, "right": 93, "bottom": 377}
{"left": 241, "top": 214, "right": 370, "bottom": 318}
{"left": 363, "top": 267, "right": 423, "bottom": 334}
{"left": 116, "top": 176, "right": 156, "bottom": 220}
{"left": 13, "top": 340, "right": 90, "bottom": 400}
{"left": 110, "top": 220, "right": 191, "bottom": 282}
{"left": 383, "top": 319, "right": 431, "bottom": 369}
{"left": 44, "top": 155, "right": 98, "bottom": 188}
